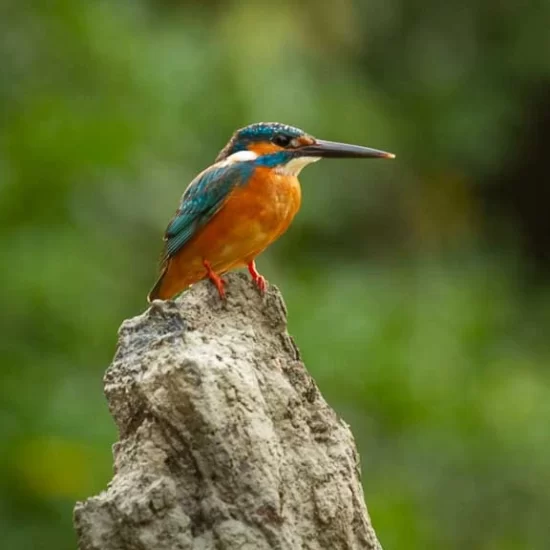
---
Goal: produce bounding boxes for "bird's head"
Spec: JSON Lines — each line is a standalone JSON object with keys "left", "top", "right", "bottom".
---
{"left": 215, "top": 122, "right": 394, "bottom": 175}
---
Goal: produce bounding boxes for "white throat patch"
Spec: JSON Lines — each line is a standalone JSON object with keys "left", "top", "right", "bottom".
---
{"left": 275, "top": 156, "right": 321, "bottom": 176}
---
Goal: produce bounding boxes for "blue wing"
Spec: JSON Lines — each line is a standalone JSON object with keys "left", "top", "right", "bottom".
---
{"left": 162, "top": 161, "right": 253, "bottom": 259}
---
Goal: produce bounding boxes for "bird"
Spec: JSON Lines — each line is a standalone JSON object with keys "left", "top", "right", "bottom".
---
{"left": 148, "top": 122, "right": 394, "bottom": 301}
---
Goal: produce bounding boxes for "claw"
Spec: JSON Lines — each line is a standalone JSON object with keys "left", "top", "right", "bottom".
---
{"left": 247, "top": 260, "right": 267, "bottom": 293}
{"left": 203, "top": 259, "right": 226, "bottom": 299}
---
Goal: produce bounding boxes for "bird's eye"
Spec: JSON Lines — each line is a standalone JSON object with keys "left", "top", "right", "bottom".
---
{"left": 272, "top": 134, "right": 292, "bottom": 147}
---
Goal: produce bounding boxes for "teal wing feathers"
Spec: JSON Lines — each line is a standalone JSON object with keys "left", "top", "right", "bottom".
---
{"left": 162, "top": 162, "right": 254, "bottom": 259}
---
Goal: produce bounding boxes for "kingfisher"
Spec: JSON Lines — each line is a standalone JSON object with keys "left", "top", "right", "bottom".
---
{"left": 148, "top": 122, "right": 394, "bottom": 301}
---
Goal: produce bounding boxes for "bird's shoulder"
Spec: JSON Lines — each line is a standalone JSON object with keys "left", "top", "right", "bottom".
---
{"left": 162, "top": 158, "right": 255, "bottom": 257}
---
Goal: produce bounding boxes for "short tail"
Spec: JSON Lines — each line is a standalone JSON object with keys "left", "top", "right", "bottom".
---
{"left": 147, "top": 264, "right": 169, "bottom": 302}
{"left": 148, "top": 259, "right": 195, "bottom": 302}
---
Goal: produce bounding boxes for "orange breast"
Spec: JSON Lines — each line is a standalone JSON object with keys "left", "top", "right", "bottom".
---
{"left": 157, "top": 168, "right": 301, "bottom": 298}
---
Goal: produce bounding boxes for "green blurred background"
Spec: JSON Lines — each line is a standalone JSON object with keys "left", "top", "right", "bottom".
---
{"left": 1, "top": 1, "right": 550, "bottom": 548}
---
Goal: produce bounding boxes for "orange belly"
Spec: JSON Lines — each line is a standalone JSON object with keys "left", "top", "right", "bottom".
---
{"left": 153, "top": 168, "right": 301, "bottom": 299}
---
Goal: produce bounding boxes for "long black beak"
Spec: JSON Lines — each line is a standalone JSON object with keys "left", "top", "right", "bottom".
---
{"left": 298, "top": 139, "right": 395, "bottom": 159}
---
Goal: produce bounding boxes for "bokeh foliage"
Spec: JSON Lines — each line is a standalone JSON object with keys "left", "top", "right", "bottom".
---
{"left": 1, "top": 1, "right": 549, "bottom": 548}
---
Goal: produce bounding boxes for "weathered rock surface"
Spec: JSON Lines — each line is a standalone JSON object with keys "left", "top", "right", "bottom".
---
{"left": 74, "top": 273, "right": 382, "bottom": 550}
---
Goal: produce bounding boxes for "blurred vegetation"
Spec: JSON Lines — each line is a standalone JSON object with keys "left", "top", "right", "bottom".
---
{"left": 1, "top": 1, "right": 550, "bottom": 548}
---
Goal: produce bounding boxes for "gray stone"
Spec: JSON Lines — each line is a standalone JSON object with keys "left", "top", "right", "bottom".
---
{"left": 74, "top": 273, "right": 382, "bottom": 550}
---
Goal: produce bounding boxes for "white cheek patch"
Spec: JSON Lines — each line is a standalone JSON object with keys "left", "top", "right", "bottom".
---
{"left": 275, "top": 156, "right": 321, "bottom": 176}
{"left": 219, "top": 150, "right": 258, "bottom": 166}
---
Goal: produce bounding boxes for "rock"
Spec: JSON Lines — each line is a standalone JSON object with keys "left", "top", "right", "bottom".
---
{"left": 74, "top": 273, "right": 382, "bottom": 550}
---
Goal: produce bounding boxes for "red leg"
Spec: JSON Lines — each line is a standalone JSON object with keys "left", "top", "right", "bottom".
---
{"left": 247, "top": 260, "right": 267, "bottom": 293}
{"left": 203, "top": 259, "right": 226, "bottom": 299}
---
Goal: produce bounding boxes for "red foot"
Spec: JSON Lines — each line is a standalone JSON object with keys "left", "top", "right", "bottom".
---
{"left": 203, "top": 259, "right": 226, "bottom": 299}
{"left": 247, "top": 261, "right": 267, "bottom": 293}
